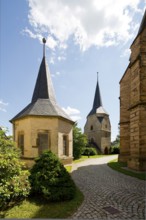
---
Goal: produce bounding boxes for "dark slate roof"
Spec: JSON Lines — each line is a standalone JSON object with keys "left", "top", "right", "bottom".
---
{"left": 32, "top": 56, "right": 56, "bottom": 103}
{"left": 137, "top": 9, "right": 146, "bottom": 36}
{"left": 131, "top": 10, "right": 146, "bottom": 46}
{"left": 10, "top": 55, "right": 73, "bottom": 123}
{"left": 88, "top": 75, "right": 108, "bottom": 116}
{"left": 10, "top": 99, "right": 72, "bottom": 121}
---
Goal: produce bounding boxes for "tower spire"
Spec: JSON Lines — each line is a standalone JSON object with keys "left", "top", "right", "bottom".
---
{"left": 31, "top": 38, "right": 56, "bottom": 103}
{"left": 88, "top": 72, "right": 103, "bottom": 116}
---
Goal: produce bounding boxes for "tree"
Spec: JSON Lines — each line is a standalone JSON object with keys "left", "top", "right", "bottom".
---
{"left": 0, "top": 129, "right": 30, "bottom": 210}
{"left": 110, "top": 134, "right": 120, "bottom": 154}
{"left": 73, "top": 123, "right": 87, "bottom": 159}
{"left": 29, "top": 150, "right": 76, "bottom": 201}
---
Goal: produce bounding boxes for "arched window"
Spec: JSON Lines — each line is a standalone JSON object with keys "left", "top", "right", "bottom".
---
{"left": 90, "top": 125, "right": 93, "bottom": 130}
{"left": 63, "top": 135, "right": 69, "bottom": 156}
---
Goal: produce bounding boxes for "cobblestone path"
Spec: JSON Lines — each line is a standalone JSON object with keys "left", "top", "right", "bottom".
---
{"left": 71, "top": 155, "right": 146, "bottom": 220}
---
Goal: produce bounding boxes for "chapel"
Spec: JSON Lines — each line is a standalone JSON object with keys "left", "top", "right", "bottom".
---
{"left": 119, "top": 10, "right": 146, "bottom": 171}
{"left": 84, "top": 74, "right": 111, "bottom": 153}
{"left": 10, "top": 38, "right": 74, "bottom": 167}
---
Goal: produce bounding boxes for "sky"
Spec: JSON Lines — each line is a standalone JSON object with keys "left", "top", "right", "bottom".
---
{"left": 0, "top": 0, "right": 146, "bottom": 140}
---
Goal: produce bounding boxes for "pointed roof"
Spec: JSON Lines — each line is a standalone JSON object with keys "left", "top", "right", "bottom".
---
{"left": 31, "top": 56, "right": 56, "bottom": 103}
{"left": 137, "top": 9, "right": 146, "bottom": 36}
{"left": 131, "top": 9, "right": 146, "bottom": 46}
{"left": 10, "top": 39, "right": 73, "bottom": 123}
{"left": 88, "top": 74, "right": 108, "bottom": 116}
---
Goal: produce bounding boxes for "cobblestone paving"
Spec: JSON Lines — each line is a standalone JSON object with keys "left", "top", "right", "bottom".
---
{"left": 71, "top": 155, "right": 146, "bottom": 220}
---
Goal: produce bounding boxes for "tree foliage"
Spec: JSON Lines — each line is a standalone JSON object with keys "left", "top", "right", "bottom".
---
{"left": 0, "top": 129, "right": 30, "bottom": 211}
{"left": 29, "top": 150, "right": 76, "bottom": 202}
{"left": 82, "top": 147, "right": 97, "bottom": 156}
{"left": 73, "top": 123, "right": 87, "bottom": 159}
{"left": 110, "top": 135, "right": 120, "bottom": 154}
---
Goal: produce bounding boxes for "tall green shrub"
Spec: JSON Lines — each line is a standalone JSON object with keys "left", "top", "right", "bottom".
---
{"left": 73, "top": 123, "right": 87, "bottom": 159}
{"left": 0, "top": 129, "right": 30, "bottom": 211}
{"left": 29, "top": 150, "right": 76, "bottom": 202}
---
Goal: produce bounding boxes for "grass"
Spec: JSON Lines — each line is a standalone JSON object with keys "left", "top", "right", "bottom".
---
{"left": 1, "top": 187, "right": 84, "bottom": 219}
{"left": 73, "top": 154, "right": 112, "bottom": 163}
{"left": 65, "top": 165, "right": 72, "bottom": 172}
{"left": 108, "top": 158, "right": 146, "bottom": 180}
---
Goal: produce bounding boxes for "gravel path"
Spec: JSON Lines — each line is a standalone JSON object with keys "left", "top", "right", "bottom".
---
{"left": 70, "top": 155, "right": 146, "bottom": 220}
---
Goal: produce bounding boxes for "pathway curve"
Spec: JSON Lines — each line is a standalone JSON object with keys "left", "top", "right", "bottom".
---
{"left": 71, "top": 155, "right": 146, "bottom": 220}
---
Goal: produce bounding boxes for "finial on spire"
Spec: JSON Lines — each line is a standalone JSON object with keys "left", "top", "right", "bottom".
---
{"left": 42, "top": 38, "right": 46, "bottom": 57}
{"left": 97, "top": 72, "right": 99, "bottom": 80}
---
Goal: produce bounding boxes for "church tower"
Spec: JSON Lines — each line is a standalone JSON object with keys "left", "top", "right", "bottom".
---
{"left": 119, "top": 10, "right": 146, "bottom": 171}
{"left": 10, "top": 38, "right": 74, "bottom": 167}
{"left": 84, "top": 74, "right": 111, "bottom": 154}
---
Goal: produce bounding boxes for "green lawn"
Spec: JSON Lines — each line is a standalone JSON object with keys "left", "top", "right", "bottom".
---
{"left": 108, "top": 158, "right": 146, "bottom": 180}
{"left": 73, "top": 154, "right": 112, "bottom": 163}
{"left": 1, "top": 187, "right": 84, "bottom": 219}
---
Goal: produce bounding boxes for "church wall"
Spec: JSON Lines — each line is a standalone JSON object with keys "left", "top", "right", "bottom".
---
{"left": 119, "top": 12, "right": 146, "bottom": 171}
{"left": 13, "top": 116, "right": 58, "bottom": 159}
{"left": 84, "top": 115, "right": 102, "bottom": 148}
{"left": 58, "top": 118, "right": 73, "bottom": 164}
{"left": 14, "top": 117, "right": 31, "bottom": 158}
{"left": 130, "top": 36, "right": 140, "bottom": 64}
{"left": 119, "top": 67, "right": 130, "bottom": 162}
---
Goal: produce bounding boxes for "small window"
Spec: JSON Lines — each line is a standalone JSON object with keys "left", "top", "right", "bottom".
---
{"left": 63, "top": 135, "right": 68, "bottom": 156}
{"left": 90, "top": 125, "right": 93, "bottom": 130}
{"left": 18, "top": 133, "right": 24, "bottom": 155}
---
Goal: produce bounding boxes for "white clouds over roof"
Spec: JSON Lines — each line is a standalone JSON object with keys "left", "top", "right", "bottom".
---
{"left": 62, "top": 106, "right": 81, "bottom": 121}
{"left": 26, "top": 0, "right": 144, "bottom": 51}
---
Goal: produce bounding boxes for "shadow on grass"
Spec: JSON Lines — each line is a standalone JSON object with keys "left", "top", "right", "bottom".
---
{"left": 108, "top": 159, "right": 146, "bottom": 180}
{"left": 2, "top": 186, "right": 84, "bottom": 219}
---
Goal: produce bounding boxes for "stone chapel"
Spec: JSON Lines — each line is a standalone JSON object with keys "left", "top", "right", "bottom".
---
{"left": 84, "top": 74, "right": 111, "bottom": 153}
{"left": 10, "top": 38, "right": 74, "bottom": 167}
{"left": 119, "top": 10, "right": 146, "bottom": 171}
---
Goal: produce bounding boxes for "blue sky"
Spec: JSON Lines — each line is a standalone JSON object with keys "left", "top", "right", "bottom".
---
{"left": 0, "top": 0, "right": 146, "bottom": 140}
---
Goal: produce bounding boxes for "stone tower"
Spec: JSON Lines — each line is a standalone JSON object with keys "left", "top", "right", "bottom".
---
{"left": 10, "top": 39, "right": 74, "bottom": 167}
{"left": 119, "top": 10, "right": 146, "bottom": 171}
{"left": 84, "top": 74, "right": 111, "bottom": 153}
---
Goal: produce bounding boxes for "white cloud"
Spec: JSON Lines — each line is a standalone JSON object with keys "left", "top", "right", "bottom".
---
{"left": 27, "top": 0, "right": 144, "bottom": 51}
{"left": 62, "top": 106, "right": 81, "bottom": 121}
{"left": 120, "top": 48, "right": 131, "bottom": 57}
{"left": 58, "top": 56, "right": 66, "bottom": 61}
{"left": 0, "top": 100, "right": 8, "bottom": 112}
{"left": 49, "top": 56, "right": 55, "bottom": 64}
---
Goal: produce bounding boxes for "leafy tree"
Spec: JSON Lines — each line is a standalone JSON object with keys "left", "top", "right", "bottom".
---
{"left": 29, "top": 150, "right": 76, "bottom": 202}
{"left": 110, "top": 134, "right": 120, "bottom": 154}
{"left": 82, "top": 147, "right": 97, "bottom": 157}
{"left": 0, "top": 129, "right": 30, "bottom": 211}
{"left": 73, "top": 123, "right": 87, "bottom": 159}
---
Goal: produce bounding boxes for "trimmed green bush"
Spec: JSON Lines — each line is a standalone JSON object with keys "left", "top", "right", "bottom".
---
{"left": 82, "top": 147, "right": 97, "bottom": 156}
{"left": 29, "top": 150, "right": 76, "bottom": 202}
{"left": 0, "top": 129, "right": 30, "bottom": 211}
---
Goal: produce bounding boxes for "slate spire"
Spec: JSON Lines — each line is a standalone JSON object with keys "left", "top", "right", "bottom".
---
{"left": 137, "top": 9, "right": 146, "bottom": 36}
{"left": 88, "top": 73, "right": 103, "bottom": 116}
{"left": 31, "top": 38, "right": 56, "bottom": 103}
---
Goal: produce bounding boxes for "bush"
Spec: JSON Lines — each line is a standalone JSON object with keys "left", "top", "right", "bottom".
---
{"left": 0, "top": 129, "right": 30, "bottom": 211}
{"left": 29, "top": 150, "right": 76, "bottom": 202}
{"left": 82, "top": 147, "right": 97, "bottom": 156}
{"left": 110, "top": 145, "right": 120, "bottom": 154}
